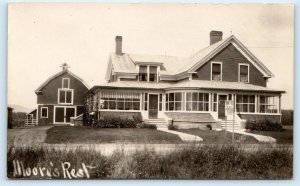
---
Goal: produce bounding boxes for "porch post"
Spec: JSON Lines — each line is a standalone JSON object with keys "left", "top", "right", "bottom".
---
{"left": 209, "top": 93, "right": 212, "bottom": 111}
{"left": 140, "top": 93, "right": 143, "bottom": 111}
{"left": 279, "top": 95, "right": 282, "bottom": 123}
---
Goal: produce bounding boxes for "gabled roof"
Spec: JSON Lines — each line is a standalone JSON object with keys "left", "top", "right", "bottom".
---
{"left": 27, "top": 109, "right": 37, "bottom": 115}
{"left": 108, "top": 35, "right": 274, "bottom": 79}
{"left": 186, "top": 35, "right": 274, "bottom": 77}
{"left": 35, "top": 70, "right": 89, "bottom": 93}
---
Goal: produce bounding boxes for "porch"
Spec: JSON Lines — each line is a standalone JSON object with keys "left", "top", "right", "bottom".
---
{"left": 85, "top": 84, "right": 283, "bottom": 130}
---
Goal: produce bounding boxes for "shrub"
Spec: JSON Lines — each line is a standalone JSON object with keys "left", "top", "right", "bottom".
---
{"left": 206, "top": 124, "right": 212, "bottom": 130}
{"left": 93, "top": 115, "right": 137, "bottom": 128}
{"left": 281, "top": 110, "right": 293, "bottom": 126}
{"left": 137, "top": 122, "right": 157, "bottom": 130}
{"left": 245, "top": 118, "right": 283, "bottom": 131}
{"left": 168, "top": 124, "right": 178, "bottom": 130}
{"left": 133, "top": 114, "right": 143, "bottom": 124}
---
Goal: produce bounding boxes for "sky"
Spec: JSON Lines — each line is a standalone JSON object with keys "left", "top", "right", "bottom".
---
{"left": 7, "top": 3, "right": 294, "bottom": 110}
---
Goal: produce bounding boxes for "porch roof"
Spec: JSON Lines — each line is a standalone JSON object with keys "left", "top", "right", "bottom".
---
{"left": 88, "top": 80, "right": 285, "bottom": 94}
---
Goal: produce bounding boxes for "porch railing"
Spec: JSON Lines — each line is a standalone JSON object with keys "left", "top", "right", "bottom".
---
{"left": 25, "top": 118, "right": 37, "bottom": 126}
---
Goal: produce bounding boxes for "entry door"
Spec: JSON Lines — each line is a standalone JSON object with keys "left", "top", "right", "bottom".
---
{"left": 218, "top": 95, "right": 227, "bottom": 119}
{"left": 66, "top": 108, "right": 75, "bottom": 123}
{"left": 149, "top": 94, "right": 158, "bottom": 119}
{"left": 55, "top": 107, "right": 65, "bottom": 123}
{"left": 55, "top": 107, "right": 76, "bottom": 123}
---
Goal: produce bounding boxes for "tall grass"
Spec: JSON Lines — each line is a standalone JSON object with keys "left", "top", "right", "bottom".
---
{"left": 7, "top": 145, "right": 292, "bottom": 179}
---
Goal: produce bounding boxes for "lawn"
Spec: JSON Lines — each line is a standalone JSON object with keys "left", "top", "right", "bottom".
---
{"left": 45, "top": 126, "right": 183, "bottom": 144}
{"left": 177, "top": 129, "right": 259, "bottom": 144}
{"left": 248, "top": 129, "right": 293, "bottom": 144}
{"left": 8, "top": 126, "right": 52, "bottom": 148}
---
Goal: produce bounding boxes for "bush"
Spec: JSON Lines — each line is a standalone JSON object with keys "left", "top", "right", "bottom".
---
{"left": 133, "top": 114, "right": 143, "bottom": 124}
{"left": 168, "top": 124, "right": 178, "bottom": 130}
{"left": 245, "top": 119, "right": 283, "bottom": 131}
{"left": 93, "top": 115, "right": 137, "bottom": 128}
{"left": 137, "top": 122, "right": 157, "bottom": 129}
{"left": 206, "top": 124, "right": 212, "bottom": 130}
{"left": 281, "top": 110, "right": 293, "bottom": 126}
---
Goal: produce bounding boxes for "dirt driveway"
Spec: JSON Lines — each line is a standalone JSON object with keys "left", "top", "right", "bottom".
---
{"left": 8, "top": 126, "right": 52, "bottom": 148}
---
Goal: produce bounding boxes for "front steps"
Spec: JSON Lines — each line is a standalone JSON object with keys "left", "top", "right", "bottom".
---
{"left": 147, "top": 118, "right": 168, "bottom": 128}
{"left": 221, "top": 120, "right": 241, "bottom": 130}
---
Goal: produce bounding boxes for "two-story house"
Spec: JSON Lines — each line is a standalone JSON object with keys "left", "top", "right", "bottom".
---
{"left": 85, "top": 31, "right": 285, "bottom": 130}
{"left": 32, "top": 63, "right": 89, "bottom": 125}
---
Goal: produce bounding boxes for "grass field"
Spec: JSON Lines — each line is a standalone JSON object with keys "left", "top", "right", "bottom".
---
{"left": 177, "top": 129, "right": 259, "bottom": 144}
{"left": 45, "top": 126, "right": 183, "bottom": 144}
{"left": 248, "top": 129, "right": 293, "bottom": 144}
{"left": 7, "top": 145, "right": 293, "bottom": 179}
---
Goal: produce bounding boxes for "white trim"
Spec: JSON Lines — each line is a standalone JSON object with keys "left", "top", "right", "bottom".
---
{"left": 35, "top": 70, "right": 89, "bottom": 93}
{"left": 57, "top": 88, "right": 74, "bottom": 105}
{"left": 99, "top": 110, "right": 141, "bottom": 112}
{"left": 188, "top": 36, "right": 273, "bottom": 78}
{"left": 62, "top": 78, "right": 70, "bottom": 89}
{"left": 53, "top": 106, "right": 77, "bottom": 124}
{"left": 211, "top": 61, "right": 223, "bottom": 81}
{"left": 238, "top": 63, "right": 250, "bottom": 83}
{"left": 231, "top": 41, "right": 273, "bottom": 77}
{"left": 164, "top": 111, "right": 211, "bottom": 113}
{"left": 40, "top": 107, "right": 48, "bottom": 118}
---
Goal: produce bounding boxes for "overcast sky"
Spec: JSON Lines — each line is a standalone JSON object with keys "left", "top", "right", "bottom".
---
{"left": 8, "top": 3, "right": 294, "bottom": 109}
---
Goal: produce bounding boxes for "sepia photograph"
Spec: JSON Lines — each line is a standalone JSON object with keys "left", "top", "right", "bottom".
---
{"left": 7, "top": 3, "right": 294, "bottom": 179}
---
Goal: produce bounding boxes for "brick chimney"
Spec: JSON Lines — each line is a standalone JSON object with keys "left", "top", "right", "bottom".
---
{"left": 115, "top": 36, "right": 122, "bottom": 55}
{"left": 210, "top": 31, "right": 223, "bottom": 45}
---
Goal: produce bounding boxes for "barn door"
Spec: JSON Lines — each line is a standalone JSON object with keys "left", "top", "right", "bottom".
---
{"left": 55, "top": 107, "right": 76, "bottom": 124}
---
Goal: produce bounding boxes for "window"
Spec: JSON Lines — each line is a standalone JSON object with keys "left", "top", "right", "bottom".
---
{"left": 62, "top": 78, "right": 70, "bottom": 88}
{"left": 236, "top": 95, "right": 255, "bottom": 113}
{"left": 149, "top": 66, "right": 158, "bottom": 82}
{"left": 211, "top": 62, "right": 222, "bottom": 81}
{"left": 58, "top": 89, "right": 73, "bottom": 104}
{"left": 138, "top": 65, "right": 158, "bottom": 82}
{"left": 101, "top": 92, "right": 140, "bottom": 111}
{"left": 239, "top": 64, "right": 249, "bottom": 83}
{"left": 165, "top": 92, "right": 183, "bottom": 111}
{"left": 186, "top": 92, "right": 209, "bottom": 111}
{"left": 259, "top": 95, "right": 279, "bottom": 113}
{"left": 139, "top": 66, "right": 148, "bottom": 81}
{"left": 41, "top": 107, "right": 48, "bottom": 118}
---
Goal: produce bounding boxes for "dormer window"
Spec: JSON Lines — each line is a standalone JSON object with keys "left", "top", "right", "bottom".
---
{"left": 62, "top": 78, "right": 70, "bottom": 89}
{"left": 138, "top": 65, "right": 158, "bottom": 82}
{"left": 239, "top": 64, "right": 249, "bottom": 83}
{"left": 211, "top": 62, "right": 222, "bottom": 81}
{"left": 149, "top": 66, "right": 158, "bottom": 82}
{"left": 139, "top": 66, "right": 148, "bottom": 81}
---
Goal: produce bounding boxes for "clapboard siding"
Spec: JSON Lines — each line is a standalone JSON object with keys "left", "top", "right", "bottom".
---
{"left": 193, "top": 44, "right": 267, "bottom": 87}
{"left": 37, "top": 72, "right": 88, "bottom": 105}
{"left": 99, "top": 111, "right": 142, "bottom": 120}
{"left": 38, "top": 105, "right": 54, "bottom": 125}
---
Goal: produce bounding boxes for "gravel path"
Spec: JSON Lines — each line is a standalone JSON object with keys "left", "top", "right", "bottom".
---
{"left": 158, "top": 128, "right": 203, "bottom": 142}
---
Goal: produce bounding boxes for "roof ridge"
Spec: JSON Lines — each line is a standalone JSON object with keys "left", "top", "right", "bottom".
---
{"left": 35, "top": 69, "right": 89, "bottom": 93}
